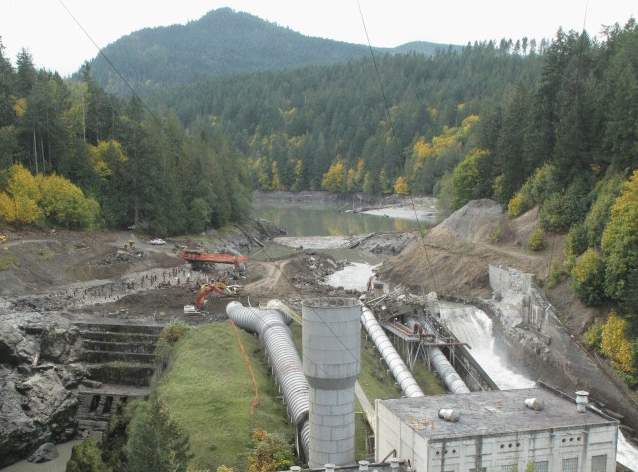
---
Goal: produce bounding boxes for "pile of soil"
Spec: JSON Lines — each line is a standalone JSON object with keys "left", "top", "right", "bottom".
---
{"left": 378, "top": 200, "right": 595, "bottom": 335}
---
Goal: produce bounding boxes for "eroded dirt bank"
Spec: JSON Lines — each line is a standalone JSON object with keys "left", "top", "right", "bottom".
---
{"left": 378, "top": 199, "right": 638, "bottom": 431}
{"left": 1, "top": 195, "right": 637, "bottom": 465}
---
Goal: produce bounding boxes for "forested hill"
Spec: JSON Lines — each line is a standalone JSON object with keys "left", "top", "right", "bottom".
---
{"left": 155, "top": 44, "right": 542, "bottom": 194}
{"left": 84, "top": 8, "right": 462, "bottom": 95}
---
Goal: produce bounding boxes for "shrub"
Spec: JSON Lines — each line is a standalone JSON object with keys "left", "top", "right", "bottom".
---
{"left": 539, "top": 192, "right": 567, "bottom": 232}
{"left": 528, "top": 227, "right": 545, "bottom": 251}
{"left": 570, "top": 247, "right": 605, "bottom": 305}
{"left": 155, "top": 320, "right": 191, "bottom": 372}
{"left": 547, "top": 261, "right": 562, "bottom": 289}
{"left": 601, "top": 170, "right": 638, "bottom": 300}
{"left": 160, "top": 320, "right": 191, "bottom": 343}
{"left": 528, "top": 163, "right": 561, "bottom": 204}
{"left": 0, "top": 164, "right": 99, "bottom": 229}
{"left": 66, "top": 439, "right": 111, "bottom": 472}
{"left": 247, "top": 429, "right": 295, "bottom": 472}
{"left": 451, "top": 149, "right": 492, "bottom": 210}
{"left": 583, "top": 319, "right": 603, "bottom": 352}
{"left": 600, "top": 311, "right": 634, "bottom": 374}
{"left": 566, "top": 222, "right": 588, "bottom": 256}
{"left": 37, "top": 173, "right": 99, "bottom": 229}
{"left": 507, "top": 191, "right": 533, "bottom": 217}
{"left": 584, "top": 174, "right": 624, "bottom": 248}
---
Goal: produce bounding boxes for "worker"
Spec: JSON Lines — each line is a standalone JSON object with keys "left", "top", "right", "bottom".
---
{"left": 413, "top": 321, "right": 424, "bottom": 338}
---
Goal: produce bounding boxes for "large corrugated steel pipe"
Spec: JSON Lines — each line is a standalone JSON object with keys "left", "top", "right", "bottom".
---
{"left": 361, "top": 306, "right": 425, "bottom": 398}
{"left": 226, "top": 301, "right": 310, "bottom": 459}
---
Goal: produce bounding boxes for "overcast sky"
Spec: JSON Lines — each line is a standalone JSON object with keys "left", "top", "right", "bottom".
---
{"left": 0, "top": 0, "right": 635, "bottom": 76}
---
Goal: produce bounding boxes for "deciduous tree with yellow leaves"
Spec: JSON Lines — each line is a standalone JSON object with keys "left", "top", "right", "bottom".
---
{"left": 0, "top": 164, "right": 98, "bottom": 229}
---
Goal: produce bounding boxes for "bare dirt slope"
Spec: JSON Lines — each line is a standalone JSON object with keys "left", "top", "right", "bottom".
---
{"left": 378, "top": 199, "right": 596, "bottom": 335}
{"left": 0, "top": 226, "right": 347, "bottom": 322}
{"left": 1, "top": 199, "right": 594, "bottom": 334}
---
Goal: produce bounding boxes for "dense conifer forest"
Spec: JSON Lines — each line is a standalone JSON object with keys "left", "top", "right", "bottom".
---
{"left": 2, "top": 13, "right": 638, "bottom": 336}
{"left": 86, "top": 8, "right": 462, "bottom": 95}
{"left": 0, "top": 53, "right": 252, "bottom": 236}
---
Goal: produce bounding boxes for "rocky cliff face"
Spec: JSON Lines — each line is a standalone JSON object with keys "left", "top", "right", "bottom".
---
{"left": 0, "top": 312, "right": 85, "bottom": 468}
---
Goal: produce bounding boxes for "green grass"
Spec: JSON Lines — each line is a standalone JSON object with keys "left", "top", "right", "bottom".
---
{"left": 158, "top": 324, "right": 294, "bottom": 472}
{"left": 160, "top": 320, "right": 446, "bottom": 469}
{"left": 36, "top": 249, "right": 55, "bottom": 260}
{"left": 0, "top": 249, "right": 19, "bottom": 270}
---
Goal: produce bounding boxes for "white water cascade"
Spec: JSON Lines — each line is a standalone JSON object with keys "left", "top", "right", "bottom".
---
{"left": 438, "top": 302, "right": 535, "bottom": 390}
{"left": 438, "top": 301, "right": 638, "bottom": 472}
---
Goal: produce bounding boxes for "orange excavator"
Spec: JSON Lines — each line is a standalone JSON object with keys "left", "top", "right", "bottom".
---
{"left": 195, "top": 282, "right": 244, "bottom": 309}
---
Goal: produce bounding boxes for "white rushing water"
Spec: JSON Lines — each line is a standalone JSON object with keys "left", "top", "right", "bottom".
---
{"left": 324, "top": 262, "right": 638, "bottom": 470}
{"left": 438, "top": 301, "right": 638, "bottom": 472}
{"left": 438, "top": 302, "right": 535, "bottom": 390}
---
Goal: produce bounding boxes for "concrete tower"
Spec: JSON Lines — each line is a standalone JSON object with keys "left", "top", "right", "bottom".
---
{"left": 302, "top": 297, "right": 361, "bottom": 468}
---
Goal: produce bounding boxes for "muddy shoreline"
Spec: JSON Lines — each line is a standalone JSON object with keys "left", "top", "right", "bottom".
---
{"left": 2, "top": 194, "right": 637, "bottom": 468}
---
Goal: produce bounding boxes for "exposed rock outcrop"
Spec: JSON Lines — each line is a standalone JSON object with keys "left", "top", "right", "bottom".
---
{"left": 0, "top": 312, "right": 84, "bottom": 467}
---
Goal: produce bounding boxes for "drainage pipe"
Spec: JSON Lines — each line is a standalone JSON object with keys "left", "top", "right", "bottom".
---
{"left": 422, "top": 318, "right": 470, "bottom": 394}
{"left": 362, "top": 305, "right": 469, "bottom": 394}
{"left": 361, "top": 306, "right": 424, "bottom": 398}
{"left": 226, "top": 301, "right": 310, "bottom": 458}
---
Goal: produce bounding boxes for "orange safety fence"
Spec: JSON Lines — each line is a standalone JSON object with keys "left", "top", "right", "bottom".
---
{"left": 230, "top": 320, "right": 259, "bottom": 416}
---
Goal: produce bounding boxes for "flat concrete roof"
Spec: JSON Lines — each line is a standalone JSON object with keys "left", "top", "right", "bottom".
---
{"left": 378, "top": 388, "right": 617, "bottom": 440}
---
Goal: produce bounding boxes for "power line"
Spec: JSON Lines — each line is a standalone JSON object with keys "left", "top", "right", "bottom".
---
{"left": 356, "top": 0, "right": 439, "bottom": 295}
{"left": 56, "top": 0, "right": 162, "bottom": 128}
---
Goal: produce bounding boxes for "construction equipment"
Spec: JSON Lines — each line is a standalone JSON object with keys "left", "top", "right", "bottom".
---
{"left": 195, "top": 282, "right": 244, "bottom": 309}
{"left": 180, "top": 250, "right": 248, "bottom": 273}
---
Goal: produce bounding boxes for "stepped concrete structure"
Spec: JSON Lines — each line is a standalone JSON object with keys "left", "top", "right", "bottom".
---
{"left": 74, "top": 322, "right": 162, "bottom": 433}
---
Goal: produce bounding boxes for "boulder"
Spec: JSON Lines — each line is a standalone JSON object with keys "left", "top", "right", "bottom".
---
{"left": 0, "top": 312, "right": 82, "bottom": 366}
{"left": 28, "top": 442, "right": 59, "bottom": 463}
{"left": 0, "top": 365, "right": 78, "bottom": 468}
{"left": 0, "top": 320, "right": 34, "bottom": 365}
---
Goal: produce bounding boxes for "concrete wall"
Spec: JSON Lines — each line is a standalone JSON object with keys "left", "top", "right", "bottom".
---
{"left": 489, "top": 265, "right": 535, "bottom": 300}
{"left": 375, "top": 401, "right": 427, "bottom": 471}
{"left": 425, "top": 425, "right": 616, "bottom": 472}
{"left": 487, "top": 265, "right": 638, "bottom": 431}
{"left": 377, "top": 398, "right": 617, "bottom": 472}
{"left": 302, "top": 297, "right": 361, "bottom": 468}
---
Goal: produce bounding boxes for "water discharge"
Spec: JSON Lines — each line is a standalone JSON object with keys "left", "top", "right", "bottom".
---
{"left": 438, "top": 302, "right": 535, "bottom": 390}
{"left": 438, "top": 300, "right": 638, "bottom": 472}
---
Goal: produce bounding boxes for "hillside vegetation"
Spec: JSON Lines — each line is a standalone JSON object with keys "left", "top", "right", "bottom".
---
{"left": 84, "top": 8, "right": 461, "bottom": 95}
{"left": 2, "top": 8, "right": 638, "bottom": 387}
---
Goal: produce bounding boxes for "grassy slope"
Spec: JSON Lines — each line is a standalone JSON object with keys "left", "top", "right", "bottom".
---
{"left": 159, "top": 321, "right": 446, "bottom": 469}
{"left": 158, "top": 323, "right": 294, "bottom": 471}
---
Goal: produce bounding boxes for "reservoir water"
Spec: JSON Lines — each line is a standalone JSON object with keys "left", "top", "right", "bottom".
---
{"left": 7, "top": 199, "right": 637, "bottom": 471}
{"left": 252, "top": 197, "right": 437, "bottom": 236}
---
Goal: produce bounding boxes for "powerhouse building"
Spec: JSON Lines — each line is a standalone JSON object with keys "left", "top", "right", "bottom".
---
{"left": 375, "top": 387, "right": 618, "bottom": 472}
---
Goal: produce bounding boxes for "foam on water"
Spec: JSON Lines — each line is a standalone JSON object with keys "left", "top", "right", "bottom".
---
{"left": 439, "top": 301, "right": 638, "bottom": 472}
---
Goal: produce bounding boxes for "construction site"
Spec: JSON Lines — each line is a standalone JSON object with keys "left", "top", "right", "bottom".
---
{"left": 1, "top": 198, "right": 637, "bottom": 471}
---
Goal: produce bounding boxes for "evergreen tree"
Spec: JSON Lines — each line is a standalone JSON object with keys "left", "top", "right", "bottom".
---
{"left": 15, "top": 48, "right": 36, "bottom": 98}
{"left": 125, "top": 397, "right": 193, "bottom": 472}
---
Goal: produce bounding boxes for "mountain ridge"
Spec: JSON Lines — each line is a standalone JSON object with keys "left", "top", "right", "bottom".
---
{"left": 84, "top": 8, "right": 462, "bottom": 95}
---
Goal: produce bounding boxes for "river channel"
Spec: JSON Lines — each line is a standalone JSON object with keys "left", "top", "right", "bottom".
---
{"left": 8, "top": 199, "right": 637, "bottom": 471}
{"left": 255, "top": 199, "right": 638, "bottom": 471}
